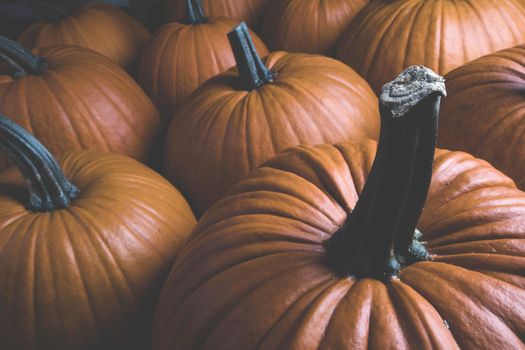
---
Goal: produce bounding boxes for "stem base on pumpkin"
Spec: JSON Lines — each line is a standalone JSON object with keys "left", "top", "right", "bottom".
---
{"left": 0, "top": 115, "right": 78, "bottom": 211}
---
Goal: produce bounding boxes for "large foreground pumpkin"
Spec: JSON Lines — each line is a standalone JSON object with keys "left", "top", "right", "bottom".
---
{"left": 139, "top": 0, "right": 268, "bottom": 120}
{"left": 166, "top": 0, "right": 270, "bottom": 28}
{"left": 439, "top": 44, "right": 525, "bottom": 191}
{"left": 0, "top": 115, "right": 196, "bottom": 350}
{"left": 0, "top": 36, "right": 161, "bottom": 170}
{"left": 153, "top": 66, "right": 525, "bottom": 349}
{"left": 336, "top": 0, "right": 525, "bottom": 93}
{"left": 18, "top": 2, "right": 150, "bottom": 72}
{"left": 164, "top": 23, "right": 379, "bottom": 215}
{"left": 261, "top": 0, "right": 367, "bottom": 56}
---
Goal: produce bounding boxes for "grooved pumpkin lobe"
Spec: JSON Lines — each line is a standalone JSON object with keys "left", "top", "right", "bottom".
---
{"left": 0, "top": 149, "right": 197, "bottom": 350}
{"left": 164, "top": 51, "right": 379, "bottom": 215}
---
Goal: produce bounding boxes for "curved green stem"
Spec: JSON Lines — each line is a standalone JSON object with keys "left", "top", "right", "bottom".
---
{"left": 185, "top": 0, "right": 207, "bottom": 24}
{"left": 325, "top": 66, "right": 446, "bottom": 280}
{"left": 228, "top": 22, "right": 274, "bottom": 91}
{"left": 30, "top": 1, "right": 69, "bottom": 22}
{"left": 0, "top": 115, "right": 79, "bottom": 211}
{"left": 0, "top": 36, "right": 47, "bottom": 78}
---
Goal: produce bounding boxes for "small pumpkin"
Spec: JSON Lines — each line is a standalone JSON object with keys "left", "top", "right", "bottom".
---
{"left": 153, "top": 66, "right": 525, "bottom": 349}
{"left": 139, "top": 0, "right": 268, "bottom": 120}
{"left": 18, "top": 1, "right": 150, "bottom": 72}
{"left": 336, "top": 0, "right": 525, "bottom": 93}
{"left": 0, "top": 115, "right": 196, "bottom": 350}
{"left": 0, "top": 36, "right": 161, "bottom": 170}
{"left": 166, "top": 0, "right": 270, "bottom": 28}
{"left": 261, "top": 0, "right": 367, "bottom": 56}
{"left": 439, "top": 44, "right": 525, "bottom": 190}
{"left": 164, "top": 23, "right": 379, "bottom": 216}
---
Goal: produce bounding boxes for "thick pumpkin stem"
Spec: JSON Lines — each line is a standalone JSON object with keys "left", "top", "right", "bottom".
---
{"left": 228, "top": 22, "right": 274, "bottom": 91}
{"left": 0, "top": 115, "right": 79, "bottom": 211}
{"left": 185, "top": 0, "right": 207, "bottom": 24}
{"left": 0, "top": 36, "right": 47, "bottom": 78}
{"left": 29, "top": 1, "right": 70, "bottom": 22}
{"left": 325, "top": 66, "right": 446, "bottom": 280}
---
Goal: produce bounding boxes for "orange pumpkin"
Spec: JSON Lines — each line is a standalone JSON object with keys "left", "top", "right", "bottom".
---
{"left": 153, "top": 66, "right": 525, "bottom": 349}
{"left": 18, "top": 2, "right": 150, "bottom": 72}
{"left": 139, "top": 0, "right": 268, "bottom": 120}
{"left": 166, "top": 0, "right": 270, "bottom": 28}
{"left": 0, "top": 36, "right": 161, "bottom": 170}
{"left": 336, "top": 0, "right": 525, "bottom": 93}
{"left": 439, "top": 44, "right": 525, "bottom": 190}
{"left": 164, "top": 23, "right": 379, "bottom": 215}
{"left": 261, "top": 0, "right": 367, "bottom": 56}
{"left": 0, "top": 114, "right": 196, "bottom": 350}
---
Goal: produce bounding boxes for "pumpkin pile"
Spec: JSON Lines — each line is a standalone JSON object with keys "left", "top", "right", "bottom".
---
{"left": 1, "top": 1, "right": 525, "bottom": 349}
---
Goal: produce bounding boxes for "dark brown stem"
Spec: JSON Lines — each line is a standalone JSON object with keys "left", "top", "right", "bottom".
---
{"left": 0, "top": 36, "right": 47, "bottom": 78}
{"left": 228, "top": 22, "right": 274, "bottom": 91}
{"left": 185, "top": 0, "right": 207, "bottom": 24}
{"left": 325, "top": 66, "right": 446, "bottom": 280}
{"left": 0, "top": 115, "right": 79, "bottom": 211}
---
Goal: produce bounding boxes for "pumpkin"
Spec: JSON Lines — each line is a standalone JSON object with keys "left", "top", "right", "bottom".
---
{"left": 153, "top": 66, "right": 525, "bottom": 349}
{"left": 336, "top": 0, "right": 525, "bottom": 93}
{"left": 18, "top": 2, "right": 150, "bottom": 72}
{"left": 0, "top": 36, "right": 161, "bottom": 170}
{"left": 0, "top": 114, "right": 196, "bottom": 350}
{"left": 439, "top": 44, "right": 525, "bottom": 191}
{"left": 261, "top": 0, "right": 367, "bottom": 56}
{"left": 139, "top": 0, "right": 268, "bottom": 120}
{"left": 164, "top": 23, "right": 379, "bottom": 216}
{"left": 166, "top": 0, "right": 270, "bottom": 28}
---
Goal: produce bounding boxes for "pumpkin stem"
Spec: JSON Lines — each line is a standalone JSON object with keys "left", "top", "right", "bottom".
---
{"left": 325, "top": 66, "right": 446, "bottom": 280}
{"left": 185, "top": 0, "right": 207, "bottom": 24}
{"left": 0, "top": 36, "right": 47, "bottom": 78}
{"left": 228, "top": 22, "right": 274, "bottom": 91}
{"left": 29, "top": 1, "right": 70, "bottom": 22}
{"left": 0, "top": 115, "right": 79, "bottom": 211}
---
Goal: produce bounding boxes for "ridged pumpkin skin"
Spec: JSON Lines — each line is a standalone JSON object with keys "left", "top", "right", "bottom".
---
{"left": 336, "top": 0, "right": 525, "bottom": 93}
{"left": 17, "top": 3, "right": 150, "bottom": 72}
{"left": 153, "top": 141, "right": 525, "bottom": 349}
{"left": 261, "top": 0, "right": 367, "bottom": 56}
{"left": 439, "top": 45, "right": 525, "bottom": 191}
{"left": 139, "top": 18, "right": 268, "bottom": 120}
{"left": 166, "top": 0, "right": 270, "bottom": 28}
{"left": 164, "top": 52, "right": 379, "bottom": 215}
{"left": 0, "top": 45, "right": 161, "bottom": 170}
{"left": 0, "top": 150, "right": 197, "bottom": 350}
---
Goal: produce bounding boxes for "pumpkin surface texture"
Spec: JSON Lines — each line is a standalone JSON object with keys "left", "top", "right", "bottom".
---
{"left": 0, "top": 115, "right": 196, "bottom": 350}
{"left": 0, "top": 36, "right": 161, "bottom": 170}
{"left": 439, "top": 44, "right": 525, "bottom": 191}
{"left": 336, "top": 0, "right": 525, "bottom": 93}
{"left": 17, "top": 2, "right": 150, "bottom": 72}
{"left": 166, "top": 0, "right": 270, "bottom": 28}
{"left": 139, "top": 0, "right": 268, "bottom": 120}
{"left": 164, "top": 23, "right": 379, "bottom": 216}
{"left": 261, "top": 0, "right": 367, "bottom": 56}
{"left": 153, "top": 66, "right": 525, "bottom": 349}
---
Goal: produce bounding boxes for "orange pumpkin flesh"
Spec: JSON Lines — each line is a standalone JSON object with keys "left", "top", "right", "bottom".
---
{"left": 439, "top": 44, "right": 525, "bottom": 191}
{"left": 0, "top": 115, "right": 196, "bottom": 350}
{"left": 336, "top": 0, "right": 525, "bottom": 94}
{"left": 139, "top": 0, "right": 268, "bottom": 120}
{"left": 0, "top": 36, "right": 161, "bottom": 170}
{"left": 17, "top": 2, "right": 150, "bottom": 72}
{"left": 153, "top": 67, "right": 525, "bottom": 349}
{"left": 166, "top": 0, "right": 270, "bottom": 28}
{"left": 261, "top": 0, "right": 368, "bottom": 56}
{"left": 164, "top": 23, "right": 379, "bottom": 216}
